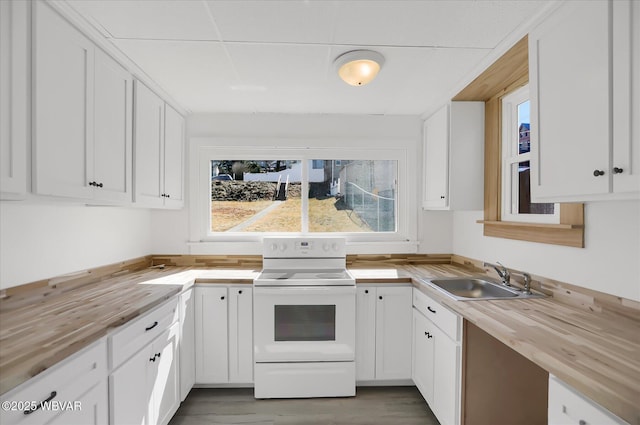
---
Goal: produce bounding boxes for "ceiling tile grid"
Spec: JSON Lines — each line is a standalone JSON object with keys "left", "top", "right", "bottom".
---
{"left": 65, "top": 0, "right": 552, "bottom": 115}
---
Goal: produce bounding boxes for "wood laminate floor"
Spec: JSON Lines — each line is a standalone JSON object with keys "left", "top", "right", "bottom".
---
{"left": 169, "top": 386, "right": 440, "bottom": 425}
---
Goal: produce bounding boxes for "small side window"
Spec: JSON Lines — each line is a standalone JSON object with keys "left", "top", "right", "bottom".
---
{"left": 501, "top": 85, "right": 558, "bottom": 223}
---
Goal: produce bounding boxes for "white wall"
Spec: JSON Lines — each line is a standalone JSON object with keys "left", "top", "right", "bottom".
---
{"left": 151, "top": 112, "right": 455, "bottom": 255}
{"left": 452, "top": 201, "right": 640, "bottom": 301}
{"left": 0, "top": 202, "right": 152, "bottom": 289}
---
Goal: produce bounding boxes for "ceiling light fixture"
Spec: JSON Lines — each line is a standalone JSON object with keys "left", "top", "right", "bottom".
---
{"left": 334, "top": 50, "right": 385, "bottom": 86}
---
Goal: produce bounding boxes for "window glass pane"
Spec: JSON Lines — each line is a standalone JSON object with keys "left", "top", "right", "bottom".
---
{"left": 274, "top": 305, "right": 336, "bottom": 341}
{"left": 308, "top": 160, "right": 397, "bottom": 232}
{"left": 210, "top": 160, "right": 301, "bottom": 232}
{"left": 512, "top": 161, "right": 554, "bottom": 215}
{"left": 517, "top": 100, "right": 531, "bottom": 154}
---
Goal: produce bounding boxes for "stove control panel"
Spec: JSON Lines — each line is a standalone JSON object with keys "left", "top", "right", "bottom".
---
{"left": 263, "top": 237, "right": 346, "bottom": 258}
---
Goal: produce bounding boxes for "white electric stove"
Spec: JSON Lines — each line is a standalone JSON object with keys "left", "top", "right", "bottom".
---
{"left": 253, "top": 237, "right": 356, "bottom": 399}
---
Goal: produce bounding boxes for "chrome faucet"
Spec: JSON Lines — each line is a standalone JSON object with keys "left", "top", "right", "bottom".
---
{"left": 511, "top": 271, "right": 532, "bottom": 295}
{"left": 483, "top": 261, "right": 511, "bottom": 286}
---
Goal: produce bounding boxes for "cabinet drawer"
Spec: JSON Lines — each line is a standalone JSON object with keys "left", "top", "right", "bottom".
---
{"left": 548, "top": 375, "right": 625, "bottom": 425}
{"left": 0, "top": 338, "right": 107, "bottom": 425}
{"left": 109, "top": 296, "right": 178, "bottom": 370}
{"left": 413, "top": 288, "right": 460, "bottom": 342}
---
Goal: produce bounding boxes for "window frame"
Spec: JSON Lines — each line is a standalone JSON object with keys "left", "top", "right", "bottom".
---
{"left": 501, "top": 85, "right": 559, "bottom": 224}
{"left": 188, "top": 138, "right": 417, "bottom": 254}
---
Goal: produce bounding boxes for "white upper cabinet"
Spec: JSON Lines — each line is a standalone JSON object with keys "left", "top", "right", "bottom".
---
{"left": 134, "top": 81, "right": 165, "bottom": 207}
{"left": 33, "top": 1, "right": 132, "bottom": 203}
{"left": 529, "top": 0, "right": 639, "bottom": 201}
{"left": 93, "top": 49, "right": 132, "bottom": 203}
{"left": 134, "top": 81, "right": 184, "bottom": 209}
{"left": 163, "top": 104, "right": 185, "bottom": 208}
{"left": 33, "top": 0, "right": 95, "bottom": 199}
{"left": 0, "top": 0, "right": 28, "bottom": 199}
{"left": 423, "top": 102, "right": 484, "bottom": 210}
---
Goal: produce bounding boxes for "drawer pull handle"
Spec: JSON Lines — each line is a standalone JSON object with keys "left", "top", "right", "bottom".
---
{"left": 221, "top": 296, "right": 225, "bottom": 300}
{"left": 424, "top": 332, "right": 433, "bottom": 339}
{"left": 145, "top": 321, "right": 159, "bottom": 331}
{"left": 427, "top": 306, "right": 436, "bottom": 314}
{"left": 24, "top": 391, "right": 57, "bottom": 415}
{"left": 578, "top": 421, "right": 586, "bottom": 425}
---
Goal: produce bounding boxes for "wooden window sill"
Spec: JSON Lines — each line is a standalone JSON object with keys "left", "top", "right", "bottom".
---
{"left": 477, "top": 220, "right": 584, "bottom": 248}
{"left": 476, "top": 220, "right": 583, "bottom": 230}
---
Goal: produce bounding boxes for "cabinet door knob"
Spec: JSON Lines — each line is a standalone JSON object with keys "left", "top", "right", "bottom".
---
{"left": 378, "top": 296, "right": 383, "bottom": 300}
{"left": 593, "top": 169, "right": 605, "bottom": 176}
{"left": 364, "top": 289, "right": 369, "bottom": 294}
{"left": 613, "top": 167, "right": 624, "bottom": 174}
{"left": 238, "top": 290, "right": 243, "bottom": 294}
{"left": 221, "top": 296, "right": 225, "bottom": 300}
{"left": 440, "top": 195, "right": 445, "bottom": 199}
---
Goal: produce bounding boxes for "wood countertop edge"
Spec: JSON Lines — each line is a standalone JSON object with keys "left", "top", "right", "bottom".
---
{"left": 410, "top": 279, "right": 640, "bottom": 425}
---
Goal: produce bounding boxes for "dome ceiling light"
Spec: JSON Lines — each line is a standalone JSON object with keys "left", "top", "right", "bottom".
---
{"left": 334, "top": 50, "right": 385, "bottom": 86}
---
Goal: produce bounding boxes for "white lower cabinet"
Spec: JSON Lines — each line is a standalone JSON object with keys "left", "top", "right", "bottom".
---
{"left": 0, "top": 339, "right": 108, "bottom": 425}
{"left": 195, "top": 286, "right": 253, "bottom": 384}
{"left": 109, "top": 299, "right": 180, "bottom": 425}
{"left": 548, "top": 375, "right": 627, "bottom": 425}
{"left": 179, "top": 288, "right": 196, "bottom": 401}
{"left": 356, "top": 285, "right": 412, "bottom": 381}
{"left": 412, "top": 289, "right": 461, "bottom": 425}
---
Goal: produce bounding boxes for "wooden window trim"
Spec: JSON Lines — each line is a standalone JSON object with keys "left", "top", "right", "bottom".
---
{"left": 453, "top": 35, "right": 584, "bottom": 248}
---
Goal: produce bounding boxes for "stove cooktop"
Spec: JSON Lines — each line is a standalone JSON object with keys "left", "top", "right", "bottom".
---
{"left": 254, "top": 268, "right": 355, "bottom": 286}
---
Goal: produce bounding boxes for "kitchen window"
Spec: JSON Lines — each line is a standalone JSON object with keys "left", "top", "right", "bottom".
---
{"left": 189, "top": 142, "right": 414, "bottom": 251}
{"left": 501, "top": 85, "right": 558, "bottom": 223}
{"left": 209, "top": 159, "right": 397, "bottom": 234}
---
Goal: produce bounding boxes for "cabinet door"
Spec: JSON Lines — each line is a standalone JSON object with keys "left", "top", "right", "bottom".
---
{"left": 179, "top": 289, "right": 195, "bottom": 402}
{"left": 228, "top": 287, "right": 253, "bottom": 383}
{"left": 375, "top": 286, "right": 412, "bottom": 380}
{"left": 529, "top": 0, "right": 611, "bottom": 199}
{"left": 163, "top": 105, "right": 184, "bottom": 208}
{"left": 93, "top": 49, "right": 132, "bottom": 203}
{"left": 412, "top": 309, "right": 434, "bottom": 406}
{"left": 134, "top": 81, "right": 164, "bottom": 207}
{"left": 423, "top": 105, "right": 449, "bottom": 209}
{"left": 48, "top": 381, "right": 108, "bottom": 425}
{"left": 150, "top": 322, "right": 180, "bottom": 425}
{"left": 0, "top": 0, "right": 28, "bottom": 198}
{"left": 33, "top": 1, "right": 94, "bottom": 199}
{"left": 355, "top": 287, "right": 376, "bottom": 381}
{"left": 195, "top": 287, "right": 229, "bottom": 383}
{"left": 109, "top": 346, "right": 150, "bottom": 425}
{"left": 612, "top": 0, "right": 640, "bottom": 194}
{"left": 432, "top": 324, "right": 460, "bottom": 425}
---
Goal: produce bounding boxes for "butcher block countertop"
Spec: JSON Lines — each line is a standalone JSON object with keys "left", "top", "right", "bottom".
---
{"left": 1, "top": 264, "right": 638, "bottom": 424}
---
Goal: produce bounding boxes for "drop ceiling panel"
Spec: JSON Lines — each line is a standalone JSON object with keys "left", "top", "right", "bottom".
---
{"left": 113, "top": 39, "right": 238, "bottom": 112}
{"left": 205, "top": 1, "right": 337, "bottom": 44}
{"left": 66, "top": 0, "right": 219, "bottom": 40}
{"left": 331, "top": 1, "right": 548, "bottom": 48}
{"left": 225, "top": 43, "right": 332, "bottom": 88}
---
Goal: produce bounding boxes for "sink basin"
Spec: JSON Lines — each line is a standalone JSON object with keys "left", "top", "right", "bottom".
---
{"left": 422, "top": 277, "right": 544, "bottom": 301}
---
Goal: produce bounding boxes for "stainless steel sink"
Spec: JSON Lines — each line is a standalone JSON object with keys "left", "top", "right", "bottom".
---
{"left": 421, "top": 277, "right": 544, "bottom": 301}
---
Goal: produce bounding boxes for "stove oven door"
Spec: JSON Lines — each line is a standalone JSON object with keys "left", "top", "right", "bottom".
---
{"left": 253, "top": 285, "right": 356, "bottom": 363}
